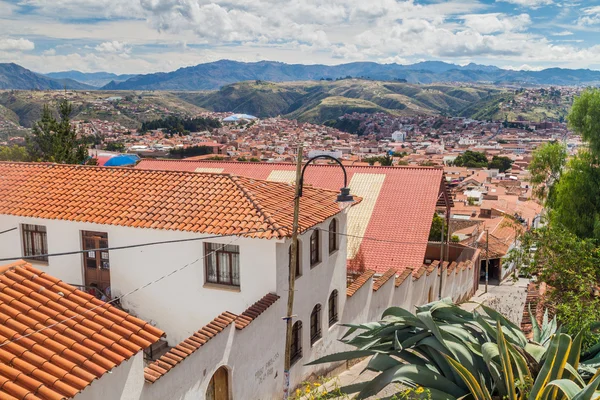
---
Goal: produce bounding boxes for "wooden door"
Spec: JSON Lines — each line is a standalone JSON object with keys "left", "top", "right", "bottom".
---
{"left": 82, "top": 231, "right": 110, "bottom": 291}
{"left": 206, "top": 367, "right": 229, "bottom": 400}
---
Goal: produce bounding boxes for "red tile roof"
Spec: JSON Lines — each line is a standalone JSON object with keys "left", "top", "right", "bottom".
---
{"left": 144, "top": 293, "right": 279, "bottom": 384}
{"left": 372, "top": 268, "right": 396, "bottom": 291}
{"left": 0, "top": 162, "right": 349, "bottom": 240}
{"left": 136, "top": 160, "right": 449, "bottom": 273}
{"left": 346, "top": 270, "right": 375, "bottom": 297}
{"left": 0, "top": 261, "right": 164, "bottom": 400}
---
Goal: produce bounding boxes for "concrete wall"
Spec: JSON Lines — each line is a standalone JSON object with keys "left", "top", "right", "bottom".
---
{"left": 0, "top": 215, "right": 278, "bottom": 344}
{"left": 77, "top": 353, "right": 146, "bottom": 400}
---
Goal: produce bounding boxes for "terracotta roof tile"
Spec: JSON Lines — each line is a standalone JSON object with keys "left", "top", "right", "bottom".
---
{"left": 235, "top": 293, "right": 279, "bottom": 330}
{"left": 346, "top": 270, "right": 375, "bottom": 297}
{"left": 135, "top": 160, "right": 448, "bottom": 273}
{"left": 144, "top": 311, "right": 237, "bottom": 384}
{"left": 0, "top": 163, "right": 353, "bottom": 240}
{"left": 144, "top": 292, "right": 279, "bottom": 384}
{"left": 395, "top": 269, "right": 413, "bottom": 287}
{"left": 0, "top": 261, "right": 164, "bottom": 400}
{"left": 372, "top": 269, "right": 396, "bottom": 291}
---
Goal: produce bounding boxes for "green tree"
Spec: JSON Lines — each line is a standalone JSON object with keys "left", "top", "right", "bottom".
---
{"left": 379, "top": 153, "right": 393, "bottom": 166}
{"left": 453, "top": 150, "right": 488, "bottom": 168}
{"left": 568, "top": 88, "right": 600, "bottom": 157}
{"left": 26, "top": 100, "right": 88, "bottom": 164}
{"left": 528, "top": 142, "right": 567, "bottom": 204}
{"left": 0, "top": 145, "right": 29, "bottom": 161}
{"left": 488, "top": 155, "right": 513, "bottom": 172}
{"left": 105, "top": 142, "right": 125, "bottom": 152}
{"left": 428, "top": 213, "right": 447, "bottom": 241}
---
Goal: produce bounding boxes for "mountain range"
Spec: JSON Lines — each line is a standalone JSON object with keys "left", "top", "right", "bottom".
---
{"left": 2, "top": 60, "right": 600, "bottom": 91}
{"left": 44, "top": 71, "right": 137, "bottom": 87}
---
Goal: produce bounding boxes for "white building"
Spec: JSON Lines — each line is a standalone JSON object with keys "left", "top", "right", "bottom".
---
{"left": 307, "top": 149, "right": 343, "bottom": 159}
{"left": 0, "top": 162, "right": 480, "bottom": 400}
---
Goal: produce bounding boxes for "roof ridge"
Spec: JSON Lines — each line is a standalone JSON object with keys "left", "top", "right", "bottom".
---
{"left": 137, "top": 159, "right": 443, "bottom": 171}
{"left": 228, "top": 175, "right": 290, "bottom": 237}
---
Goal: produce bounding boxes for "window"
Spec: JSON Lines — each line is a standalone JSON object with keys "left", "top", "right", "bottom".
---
{"left": 82, "top": 231, "right": 111, "bottom": 292}
{"left": 290, "top": 321, "right": 302, "bottom": 366}
{"left": 310, "top": 304, "right": 322, "bottom": 345}
{"left": 328, "top": 290, "right": 338, "bottom": 326}
{"left": 289, "top": 243, "right": 301, "bottom": 279}
{"left": 329, "top": 219, "right": 338, "bottom": 254}
{"left": 205, "top": 243, "right": 240, "bottom": 287}
{"left": 310, "top": 230, "right": 320, "bottom": 267}
{"left": 22, "top": 224, "right": 48, "bottom": 262}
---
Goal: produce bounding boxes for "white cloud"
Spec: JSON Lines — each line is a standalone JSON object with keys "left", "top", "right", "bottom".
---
{"left": 552, "top": 30, "right": 573, "bottom": 36}
{"left": 462, "top": 13, "right": 530, "bottom": 34}
{"left": 578, "top": 6, "right": 600, "bottom": 26}
{"left": 496, "top": 0, "right": 553, "bottom": 8}
{"left": 0, "top": 38, "right": 34, "bottom": 51}
{"left": 42, "top": 48, "right": 55, "bottom": 56}
{"left": 503, "top": 64, "right": 545, "bottom": 71}
{"left": 95, "top": 40, "right": 129, "bottom": 53}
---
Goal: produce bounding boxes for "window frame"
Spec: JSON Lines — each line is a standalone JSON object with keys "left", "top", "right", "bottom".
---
{"left": 309, "top": 230, "right": 320, "bottom": 267}
{"left": 290, "top": 321, "right": 303, "bottom": 366}
{"left": 328, "top": 290, "right": 338, "bottom": 326}
{"left": 328, "top": 219, "right": 338, "bottom": 254}
{"left": 204, "top": 242, "right": 241, "bottom": 287}
{"left": 310, "top": 304, "right": 322, "bottom": 345}
{"left": 21, "top": 224, "right": 48, "bottom": 263}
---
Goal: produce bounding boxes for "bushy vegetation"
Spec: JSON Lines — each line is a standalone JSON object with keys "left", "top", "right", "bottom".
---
{"left": 169, "top": 145, "right": 213, "bottom": 158}
{"left": 311, "top": 299, "right": 600, "bottom": 399}
{"left": 453, "top": 150, "right": 488, "bottom": 168}
{"left": 140, "top": 115, "right": 221, "bottom": 134}
{"left": 488, "top": 155, "right": 513, "bottom": 172}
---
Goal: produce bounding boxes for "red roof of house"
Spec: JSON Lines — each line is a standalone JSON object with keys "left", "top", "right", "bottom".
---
{"left": 0, "top": 261, "right": 164, "bottom": 400}
{"left": 136, "top": 160, "right": 448, "bottom": 273}
{"left": 0, "top": 162, "right": 350, "bottom": 240}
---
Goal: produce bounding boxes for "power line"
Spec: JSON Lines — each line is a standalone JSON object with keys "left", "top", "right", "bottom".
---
{"left": 0, "top": 199, "right": 298, "bottom": 263}
{"left": 0, "top": 227, "right": 16, "bottom": 236}
{"left": 0, "top": 228, "right": 271, "bottom": 350}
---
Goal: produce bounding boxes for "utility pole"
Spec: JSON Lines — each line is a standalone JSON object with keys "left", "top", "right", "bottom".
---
{"left": 438, "top": 215, "right": 444, "bottom": 300}
{"left": 485, "top": 229, "right": 489, "bottom": 294}
{"left": 283, "top": 144, "right": 303, "bottom": 399}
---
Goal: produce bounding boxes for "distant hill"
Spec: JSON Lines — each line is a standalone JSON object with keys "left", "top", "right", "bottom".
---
{"left": 176, "top": 80, "right": 506, "bottom": 123}
{"left": 102, "top": 60, "right": 600, "bottom": 91}
{"left": 0, "top": 63, "right": 94, "bottom": 90}
{"left": 44, "top": 71, "right": 137, "bottom": 87}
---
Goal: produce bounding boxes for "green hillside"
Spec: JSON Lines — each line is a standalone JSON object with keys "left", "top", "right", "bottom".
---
{"left": 176, "top": 80, "right": 509, "bottom": 123}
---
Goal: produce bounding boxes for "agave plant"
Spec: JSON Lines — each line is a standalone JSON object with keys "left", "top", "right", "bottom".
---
{"left": 309, "top": 299, "right": 599, "bottom": 400}
{"left": 529, "top": 304, "right": 558, "bottom": 346}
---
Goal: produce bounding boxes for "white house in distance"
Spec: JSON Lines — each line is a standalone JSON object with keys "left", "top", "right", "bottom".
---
{"left": 0, "top": 162, "right": 479, "bottom": 399}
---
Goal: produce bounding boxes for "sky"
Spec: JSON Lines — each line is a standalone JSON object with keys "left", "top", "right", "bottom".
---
{"left": 2, "top": 0, "right": 600, "bottom": 74}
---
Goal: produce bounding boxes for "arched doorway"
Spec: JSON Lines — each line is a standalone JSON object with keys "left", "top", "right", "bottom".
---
{"left": 428, "top": 287, "right": 434, "bottom": 303}
{"left": 206, "top": 366, "right": 229, "bottom": 400}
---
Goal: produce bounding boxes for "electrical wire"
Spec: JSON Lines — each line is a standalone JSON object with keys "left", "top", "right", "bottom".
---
{"left": 0, "top": 227, "right": 16, "bottom": 236}
{"left": 0, "top": 199, "right": 299, "bottom": 349}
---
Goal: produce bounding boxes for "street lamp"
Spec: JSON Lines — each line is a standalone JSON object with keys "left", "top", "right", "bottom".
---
{"left": 283, "top": 150, "right": 354, "bottom": 399}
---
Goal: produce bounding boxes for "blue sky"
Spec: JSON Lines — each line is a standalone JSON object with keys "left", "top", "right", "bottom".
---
{"left": 1, "top": 0, "right": 600, "bottom": 74}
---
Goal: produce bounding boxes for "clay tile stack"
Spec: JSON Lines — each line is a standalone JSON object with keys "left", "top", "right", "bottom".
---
{"left": 0, "top": 163, "right": 351, "bottom": 240}
{"left": 0, "top": 261, "right": 164, "bottom": 400}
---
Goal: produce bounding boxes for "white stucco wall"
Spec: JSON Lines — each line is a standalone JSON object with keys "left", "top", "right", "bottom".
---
{"left": 77, "top": 352, "right": 145, "bottom": 400}
{"left": 0, "top": 215, "right": 278, "bottom": 344}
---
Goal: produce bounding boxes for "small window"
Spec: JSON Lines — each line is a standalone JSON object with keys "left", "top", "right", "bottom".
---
{"left": 289, "top": 243, "right": 301, "bottom": 279}
{"left": 205, "top": 243, "right": 240, "bottom": 287}
{"left": 22, "top": 224, "right": 48, "bottom": 262}
{"left": 310, "top": 304, "right": 322, "bottom": 345}
{"left": 329, "top": 219, "right": 338, "bottom": 254}
{"left": 310, "top": 230, "right": 320, "bottom": 267}
{"left": 328, "top": 290, "right": 338, "bottom": 326}
{"left": 290, "top": 321, "right": 303, "bottom": 366}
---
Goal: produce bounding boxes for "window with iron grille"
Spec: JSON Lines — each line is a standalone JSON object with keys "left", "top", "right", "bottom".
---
{"left": 21, "top": 224, "right": 48, "bottom": 262}
{"left": 204, "top": 243, "right": 240, "bottom": 287}
{"left": 310, "top": 230, "right": 320, "bottom": 267}
{"left": 290, "top": 321, "right": 303, "bottom": 365}
{"left": 328, "top": 290, "right": 338, "bottom": 326}
{"left": 289, "top": 243, "right": 301, "bottom": 279}
{"left": 310, "top": 304, "right": 322, "bottom": 345}
{"left": 329, "top": 219, "right": 338, "bottom": 254}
